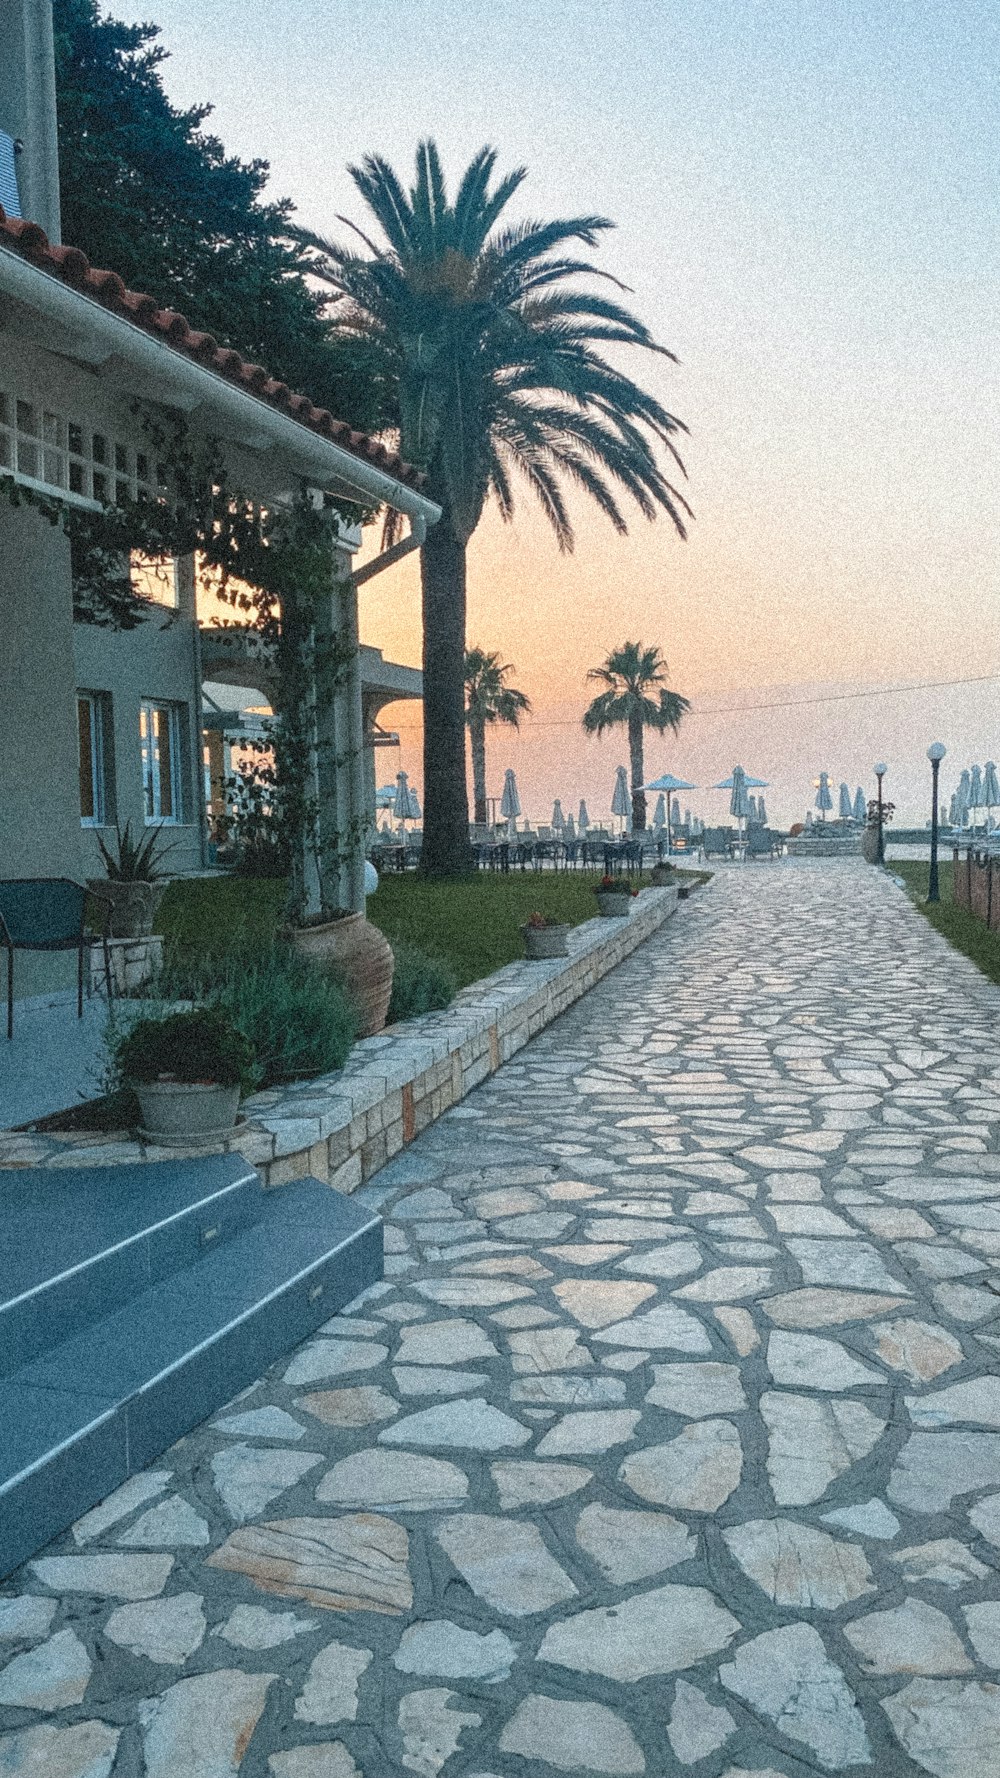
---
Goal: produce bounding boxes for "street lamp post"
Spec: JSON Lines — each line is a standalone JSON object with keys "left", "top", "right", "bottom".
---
{"left": 874, "top": 763, "right": 887, "bottom": 866}
{"left": 927, "top": 742, "right": 947, "bottom": 903}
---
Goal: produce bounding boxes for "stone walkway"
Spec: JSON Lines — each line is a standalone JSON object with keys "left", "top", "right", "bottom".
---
{"left": 3, "top": 860, "right": 1000, "bottom": 1778}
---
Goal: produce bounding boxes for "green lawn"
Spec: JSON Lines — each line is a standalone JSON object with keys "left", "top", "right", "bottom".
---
{"left": 892, "top": 859, "right": 1000, "bottom": 986}
{"left": 157, "top": 868, "right": 709, "bottom": 990}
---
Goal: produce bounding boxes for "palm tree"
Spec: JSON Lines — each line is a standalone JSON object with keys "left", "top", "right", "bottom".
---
{"left": 302, "top": 141, "right": 690, "bottom": 876}
{"left": 464, "top": 649, "right": 531, "bottom": 827}
{"left": 582, "top": 642, "right": 690, "bottom": 831}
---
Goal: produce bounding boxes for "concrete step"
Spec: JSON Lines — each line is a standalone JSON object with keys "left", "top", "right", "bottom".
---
{"left": 0, "top": 1174, "right": 382, "bottom": 1578}
{"left": 0, "top": 1154, "right": 261, "bottom": 1372}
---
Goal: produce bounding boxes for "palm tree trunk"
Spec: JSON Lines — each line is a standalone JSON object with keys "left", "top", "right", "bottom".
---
{"left": 419, "top": 506, "right": 474, "bottom": 876}
{"left": 470, "top": 719, "right": 488, "bottom": 827}
{"left": 629, "top": 711, "right": 647, "bottom": 832}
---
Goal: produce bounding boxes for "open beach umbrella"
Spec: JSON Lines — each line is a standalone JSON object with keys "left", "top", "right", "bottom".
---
{"left": 551, "top": 799, "right": 565, "bottom": 834}
{"left": 714, "top": 771, "right": 769, "bottom": 790}
{"left": 578, "top": 801, "right": 590, "bottom": 834}
{"left": 838, "top": 782, "right": 852, "bottom": 820}
{"left": 500, "top": 768, "right": 521, "bottom": 836}
{"left": 652, "top": 793, "right": 667, "bottom": 831}
{"left": 852, "top": 786, "right": 866, "bottom": 823}
{"left": 612, "top": 765, "right": 632, "bottom": 832}
{"left": 975, "top": 757, "right": 989, "bottom": 824}
{"left": 815, "top": 772, "right": 833, "bottom": 819}
{"left": 375, "top": 783, "right": 398, "bottom": 810}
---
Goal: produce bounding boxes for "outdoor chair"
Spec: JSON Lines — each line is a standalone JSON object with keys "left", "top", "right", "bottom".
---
{"left": 0, "top": 878, "right": 113, "bottom": 1039}
{"left": 702, "top": 827, "right": 734, "bottom": 859}
{"left": 747, "top": 826, "right": 776, "bottom": 859}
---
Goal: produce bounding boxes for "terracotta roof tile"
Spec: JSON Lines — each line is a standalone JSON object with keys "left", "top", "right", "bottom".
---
{"left": 0, "top": 205, "right": 425, "bottom": 493}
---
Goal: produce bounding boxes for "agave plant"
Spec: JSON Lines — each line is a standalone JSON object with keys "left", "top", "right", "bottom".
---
{"left": 95, "top": 820, "right": 175, "bottom": 881}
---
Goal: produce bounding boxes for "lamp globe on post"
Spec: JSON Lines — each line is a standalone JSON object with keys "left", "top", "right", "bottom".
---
{"left": 874, "top": 763, "right": 887, "bottom": 866}
{"left": 927, "top": 743, "right": 947, "bottom": 903}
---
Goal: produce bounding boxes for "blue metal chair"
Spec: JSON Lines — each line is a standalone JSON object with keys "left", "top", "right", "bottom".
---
{"left": 0, "top": 879, "right": 113, "bottom": 1039}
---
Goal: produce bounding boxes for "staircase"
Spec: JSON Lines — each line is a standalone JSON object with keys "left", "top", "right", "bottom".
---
{"left": 0, "top": 1154, "right": 382, "bottom": 1578}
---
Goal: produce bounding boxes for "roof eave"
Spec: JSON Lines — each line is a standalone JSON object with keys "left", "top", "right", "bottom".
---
{"left": 0, "top": 241, "right": 441, "bottom": 526}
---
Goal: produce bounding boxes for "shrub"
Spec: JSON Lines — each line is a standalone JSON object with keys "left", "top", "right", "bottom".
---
{"left": 217, "top": 950, "right": 356, "bottom": 1085}
{"left": 112, "top": 1006, "right": 253, "bottom": 1090}
{"left": 388, "top": 941, "right": 457, "bottom": 1023}
{"left": 144, "top": 941, "right": 357, "bottom": 1088}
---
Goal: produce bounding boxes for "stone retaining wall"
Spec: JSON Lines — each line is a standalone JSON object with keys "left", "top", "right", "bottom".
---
{"left": 2, "top": 886, "right": 679, "bottom": 1187}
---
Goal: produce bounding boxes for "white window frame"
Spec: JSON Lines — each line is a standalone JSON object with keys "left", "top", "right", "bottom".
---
{"left": 0, "top": 388, "right": 163, "bottom": 509}
{"left": 78, "top": 691, "right": 109, "bottom": 827}
{"left": 140, "top": 699, "right": 185, "bottom": 825}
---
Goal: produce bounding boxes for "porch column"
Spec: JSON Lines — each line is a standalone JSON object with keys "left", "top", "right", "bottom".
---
{"left": 311, "top": 551, "right": 366, "bottom": 917}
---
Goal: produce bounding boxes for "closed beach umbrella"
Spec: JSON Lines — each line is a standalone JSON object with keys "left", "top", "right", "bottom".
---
{"left": 758, "top": 797, "right": 768, "bottom": 826}
{"left": 564, "top": 812, "right": 576, "bottom": 840}
{"left": 949, "top": 792, "right": 960, "bottom": 828}
{"left": 393, "top": 770, "right": 419, "bottom": 829}
{"left": 500, "top": 768, "right": 521, "bottom": 835}
{"left": 652, "top": 793, "right": 667, "bottom": 831}
{"left": 955, "top": 770, "right": 971, "bottom": 828}
{"left": 852, "top": 786, "right": 866, "bottom": 823}
{"left": 838, "top": 782, "right": 852, "bottom": 820}
{"left": 551, "top": 799, "right": 565, "bottom": 834}
{"left": 983, "top": 762, "right": 999, "bottom": 826}
{"left": 408, "top": 791, "right": 421, "bottom": 820}
{"left": 578, "top": 801, "right": 591, "bottom": 833}
{"left": 805, "top": 809, "right": 815, "bottom": 831}
{"left": 816, "top": 772, "right": 833, "bottom": 817}
{"left": 729, "top": 765, "right": 752, "bottom": 821}
{"left": 612, "top": 765, "right": 631, "bottom": 832}
{"left": 970, "top": 765, "right": 984, "bottom": 828}
{"left": 671, "top": 796, "right": 682, "bottom": 826}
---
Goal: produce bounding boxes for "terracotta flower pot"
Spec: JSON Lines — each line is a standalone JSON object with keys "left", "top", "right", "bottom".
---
{"left": 595, "top": 891, "right": 632, "bottom": 917}
{"left": 291, "top": 912, "right": 395, "bottom": 1037}
{"left": 134, "top": 1079, "right": 241, "bottom": 1145}
{"left": 88, "top": 879, "right": 164, "bottom": 940}
{"left": 522, "top": 923, "right": 569, "bottom": 959}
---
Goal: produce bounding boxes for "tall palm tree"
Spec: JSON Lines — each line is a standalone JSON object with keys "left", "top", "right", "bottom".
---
{"left": 582, "top": 642, "right": 690, "bottom": 831}
{"left": 302, "top": 141, "right": 690, "bottom": 876}
{"left": 464, "top": 649, "right": 531, "bottom": 827}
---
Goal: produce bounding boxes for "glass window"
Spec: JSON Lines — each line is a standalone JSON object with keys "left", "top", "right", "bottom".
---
{"left": 0, "top": 390, "right": 157, "bottom": 506}
{"left": 78, "top": 692, "right": 109, "bottom": 826}
{"left": 140, "top": 700, "right": 185, "bottom": 823}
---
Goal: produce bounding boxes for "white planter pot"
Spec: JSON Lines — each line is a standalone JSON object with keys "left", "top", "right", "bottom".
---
{"left": 522, "top": 923, "right": 569, "bottom": 959}
{"left": 133, "top": 1080, "right": 241, "bottom": 1146}
{"left": 595, "top": 892, "right": 632, "bottom": 917}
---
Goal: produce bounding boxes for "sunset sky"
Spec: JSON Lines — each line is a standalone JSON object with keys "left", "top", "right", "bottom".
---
{"left": 120, "top": 0, "right": 999, "bottom": 825}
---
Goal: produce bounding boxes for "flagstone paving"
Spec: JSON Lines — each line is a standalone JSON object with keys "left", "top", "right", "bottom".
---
{"left": 4, "top": 859, "right": 1000, "bottom": 1776}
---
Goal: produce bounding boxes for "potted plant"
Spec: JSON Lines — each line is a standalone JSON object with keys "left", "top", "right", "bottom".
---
{"left": 650, "top": 861, "right": 675, "bottom": 887}
{"left": 289, "top": 909, "right": 394, "bottom": 1038}
{"left": 521, "top": 911, "right": 570, "bottom": 959}
{"left": 593, "top": 874, "right": 634, "bottom": 917}
{"left": 88, "top": 822, "right": 175, "bottom": 938}
{"left": 112, "top": 1006, "right": 253, "bottom": 1144}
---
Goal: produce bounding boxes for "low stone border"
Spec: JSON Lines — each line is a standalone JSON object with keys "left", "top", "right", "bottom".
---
{"left": 0, "top": 886, "right": 680, "bottom": 1185}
